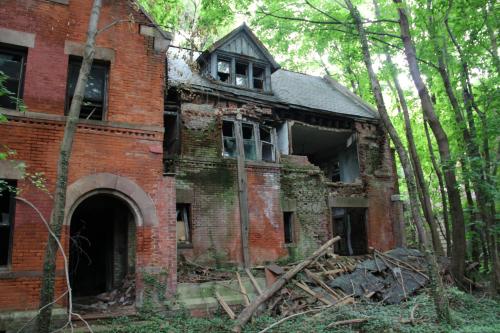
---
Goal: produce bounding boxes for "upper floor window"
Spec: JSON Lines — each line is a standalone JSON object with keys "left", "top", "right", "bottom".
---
{"left": 66, "top": 57, "right": 109, "bottom": 120}
{"left": 212, "top": 54, "right": 269, "bottom": 92}
{"left": 0, "top": 44, "right": 27, "bottom": 110}
{"left": 0, "top": 179, "right": 16, "bottom": 267}
{"left": 222, "top": 120, "right": 276, "bottom": 162}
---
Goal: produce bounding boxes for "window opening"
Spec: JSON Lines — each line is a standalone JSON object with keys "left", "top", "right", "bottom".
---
{"left": 0, "top": 179, "right": 16, "bottom": 266}
{"left": 66, "top": 57, "right": 109, "bottom": 120}
{"left": 235, "top": 62, "right": 248, "bottom": 88}
{"left": 0, "top": 44, "right": 27, "bottom": 109}
{"left": 253, "top": 66, "right": 265, "bottom": 90}
{"left": 176, "top": 204, "right": 191, "bottom": 245}
{"left": 260, "top": 126, "right": 275, "bottom": 162}
{"left": 222, "top": 121, "right": 237, "bottom": 158}
{"left": 242, "top": 123, "right": 257, "bottom": 160}
{"left": 217, "top": 59, "right": 231, "bottom": 83}
{"left": 283, "top": 212, "right": 294, "bottom": 244}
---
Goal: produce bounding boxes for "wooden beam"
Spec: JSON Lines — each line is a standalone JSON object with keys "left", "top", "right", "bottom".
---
{"left": 235, "top": 122, "right": 250, "bottom": 268}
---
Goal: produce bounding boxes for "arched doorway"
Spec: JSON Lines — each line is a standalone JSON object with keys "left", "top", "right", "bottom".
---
{"left": 69, "top": 193, "right": 136, "bottom": 301}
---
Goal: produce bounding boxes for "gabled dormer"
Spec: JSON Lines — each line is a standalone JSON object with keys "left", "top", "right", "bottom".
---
{"left": 197, "top": 24, "right": 280, "bottom": 92}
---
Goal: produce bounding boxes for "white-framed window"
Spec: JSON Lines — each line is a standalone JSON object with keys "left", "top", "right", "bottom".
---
{"left": 222, "top": 120, "right": 276, "bottom": 162}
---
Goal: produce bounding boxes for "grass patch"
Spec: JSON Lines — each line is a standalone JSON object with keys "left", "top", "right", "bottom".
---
{"left": 101, "top": 288, "right": 499, "bottom": 333}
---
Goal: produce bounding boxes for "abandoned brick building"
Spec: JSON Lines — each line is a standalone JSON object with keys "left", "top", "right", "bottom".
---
{"left": 0, "top": 0, "right": 402, "bottom": 325}
{"left": 167, "top": 24, "right": 403, "bottom": 267}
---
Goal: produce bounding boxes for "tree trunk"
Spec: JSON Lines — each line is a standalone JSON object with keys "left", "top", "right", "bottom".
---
{"left": 444, "top": 7, "right": 499, "bottom": 294}
{"left": 346, "top": 0, "right": 451, "bottom": 323}
{"left": 36, "top": 1, "right": 102, "bottom": 332}
{"left": 394, "top": 0, "right": 466, "bottom": 286}
{"left": 423, "top": 120, "right": 451, "bottom": 255}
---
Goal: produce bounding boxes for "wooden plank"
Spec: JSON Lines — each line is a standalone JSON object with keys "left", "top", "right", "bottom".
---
{"left": 236, "top": 272, "right": 250, "bottom": 306}
{"left": 235, "top": 122, "right": 250, "bottom": 268}
{"left": 232, "top": 237, "right": 341, "bottom": 332}
{"left": 295, "top": 281, "right": 332, "bottom": 305}
{"left": 245, "top": 268, "right": 263, "bottom": 295}
{"left": 304, "top": 269, "right": 342, "bottom": 300}
{"left": 215, "top": 291, "right": 236, "bottom": 319}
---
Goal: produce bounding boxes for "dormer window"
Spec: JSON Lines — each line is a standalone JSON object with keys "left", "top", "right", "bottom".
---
{"left": 253, "top": 66, "right": 265, "bottom": 90}
{"left": 217, "top": 58, "right": 231, "bottom": 83}
{"left": 198, "top": 24, "right": 280, "bottom": 92}
{"left": 235, "top": 62, "right": 248, "bottom": 88}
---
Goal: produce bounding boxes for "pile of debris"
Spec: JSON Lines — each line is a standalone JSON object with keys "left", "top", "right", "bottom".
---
{"left": 216, "top": 237, "right": 431, "bottom": 332}
{"left": 73, "top": 274, "right": 135, "bottom": 313}
{"left": 178, "top": 257, "right": 235, "bottom": 283}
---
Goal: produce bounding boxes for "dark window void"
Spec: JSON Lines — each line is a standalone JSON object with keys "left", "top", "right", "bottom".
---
{"left": 164, "top": 88, "right": 180, "bottom": 157}
{"left": 0, "top": 180, "right": 16, "bottom": 266}
{"left": 217, "top": 59, "right": 231, "bottom": 83}
{"left": 333, "top": 208, "right": 367, "bottom": 256}
{"left": 235, "top": 62, "right": 248, "bottom": 88}
{"left": 70, "top": 194, "right": 135, "bottom": 297}
{"left": 176, "top": 203, "right": 191, "bottom": 246}
{"left": 66, "top": 57, "right": 109, "bottom": 120}
{"left": 222, "top": 120, "right": 237, "bottom": 158}
{"left": 253, "top": 66, "right": 264, "bottom": 90}
{"left": 283, "top": 212, "right": 294, "bottom": 244}
{"left": 291, "top": 123, "right": 360, "bottom": 183}
{"left": 0, "top": 44, "right": 27, "bottom": 110}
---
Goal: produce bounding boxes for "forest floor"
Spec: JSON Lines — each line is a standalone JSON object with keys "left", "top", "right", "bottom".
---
{"left": 94, "top": 287, "right": 499, "bottom": 333}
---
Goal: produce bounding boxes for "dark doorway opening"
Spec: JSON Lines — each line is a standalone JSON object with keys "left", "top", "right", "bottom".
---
{"left": 332, "top": 208, "right": 367, "bottom": 255}
{"left": 69, "top": 194, "right": 136, "bottom": 298}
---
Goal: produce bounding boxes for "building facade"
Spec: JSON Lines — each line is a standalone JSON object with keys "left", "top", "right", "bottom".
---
{"left": 0, "top": 0, "right": 403, "bottom": 326}
{"left": 0, "top": 0, "right": 176, "bottom": 323}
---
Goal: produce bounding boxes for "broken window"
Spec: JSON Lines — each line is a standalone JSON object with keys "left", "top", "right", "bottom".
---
{"left": 242, "top": 123, "right": 257, "bottom": 160}
{"left": 222, "top": 120, "right": 237, "bottom": 158}
{"left": 235, "top": 62, "right": 248, "bottom": 88}
{"left": 0, "top": 179, "right": 16, "bottom": 267}
{"left": 217, "top": 58, "right": 231, "bottom": 83}
{"left": 291, "top": 123, "right": 360, "bottom": 183}
{"left": 260, "top": 126, "right": 275, "bottom": 162}
{"left": 0, "top": 44, "right": 27, "bottom": 110}
{"left": 253, "top": 66, "right": 265, "bottom": 90}
{"left": 333, "top": 208, "right": 367, "bottom": 256}
{"left": 176, "top": 203, "right": 191, "bottom": 246}
{"left": 283, "top": 212, "right": 294, "bottom": 244}
{"left": 66, "top": 57, "right": 109, "bottom": 120}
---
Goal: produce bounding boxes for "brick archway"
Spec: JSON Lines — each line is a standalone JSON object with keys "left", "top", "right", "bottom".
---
{"left": 64, "top": 173, "right": 158, "bottom": 227}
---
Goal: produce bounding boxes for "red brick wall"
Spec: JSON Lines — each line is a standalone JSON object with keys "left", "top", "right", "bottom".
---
{"left": 0, "top": 0, "right": 175, "bottom": 312}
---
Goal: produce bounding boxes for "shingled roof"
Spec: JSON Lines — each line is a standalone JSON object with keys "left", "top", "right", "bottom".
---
{"left": 168, "top": 55, "right": 378, "bottom": 120}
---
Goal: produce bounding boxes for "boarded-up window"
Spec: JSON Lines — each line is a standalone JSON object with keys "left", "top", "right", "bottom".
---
{"left": 176, "top": 203, "right": 191, "bottom": 245}
{"left": 0, "top": 180, "right": 16, "bottom": 266}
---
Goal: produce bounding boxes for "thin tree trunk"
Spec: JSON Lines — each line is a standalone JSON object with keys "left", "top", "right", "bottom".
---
{"left": 424, "top": 121, "right": 451, "bottom": 255}
{"left": 345, "top": 0, "right": 451, "bottom": 323}
{"left": 394, "top": 0, "right": 466, "bottom": 286}
{"left": 36, "top": 1, "right": 102, "bottom": 332}
{"left": 484, "top": 0, "right": 500, "bottom": 74}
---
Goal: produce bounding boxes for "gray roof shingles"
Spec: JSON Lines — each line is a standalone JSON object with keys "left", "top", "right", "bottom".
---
{"left": 168, "top": 57, "right": 378, "bottom": 120}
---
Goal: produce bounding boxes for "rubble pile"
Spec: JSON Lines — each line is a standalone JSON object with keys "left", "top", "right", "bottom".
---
{"left": 73, "top": 274, "right": 135, "bottom": 313}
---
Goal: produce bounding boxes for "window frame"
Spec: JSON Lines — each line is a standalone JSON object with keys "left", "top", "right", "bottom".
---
{"left": 65, "top": 56, "right": 110, "bottom": 121}
{"left": 221, "top": 119, "right": 276, "bottom": 162}
{"left": 0, "top": 179, "right": 17, "bottom": 268}
{"left": 0, "top": 43, "right": 27, "bottom": 110}
{"left": 176, "top": 203, "right": 192, "bottom": 248}
{"left": 211, "top": 52, "right": 270, "bottom": 92}
{"left": 283, "top": 211, "right": 295, "bottom": 245}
